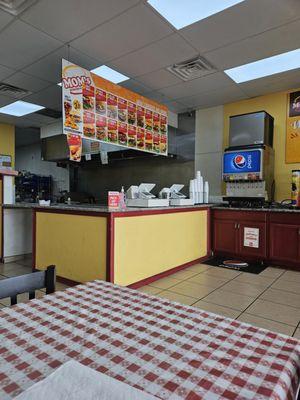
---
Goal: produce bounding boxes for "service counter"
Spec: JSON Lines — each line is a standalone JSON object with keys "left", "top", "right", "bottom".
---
{"left": 4, "top": 203, "right": 211, "bottom": 287}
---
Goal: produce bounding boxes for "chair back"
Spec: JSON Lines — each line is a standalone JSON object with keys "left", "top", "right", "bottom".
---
{"left": 0, "top": 265, "right": 56, "bottom": 306}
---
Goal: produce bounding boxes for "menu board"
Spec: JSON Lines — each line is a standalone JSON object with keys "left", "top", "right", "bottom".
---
{"left": 62, "top": 59, "right": 168, "bottom": 155}
{"left": 286, "top": 90, "right": 300, "bottom": 163}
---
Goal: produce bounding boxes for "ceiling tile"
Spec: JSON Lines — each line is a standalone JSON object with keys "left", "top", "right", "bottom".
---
{"left": 0, "top": 20, "right": 62, "bottom": 69}
{"left": 204, "top": 18, "right": 300, "bottom": 70}
{"left": 0, "top": 10, "right": 14, "bottom": 30}
{"left": 119, "top": 79, "right": 152, "bottom": 95}
{"left": 163, "top": 100, "right": 188, "bottom": 113}
{"left": 136, "top": 68, "right": 183, "bottom": 90}
{"left": 23, "top": 46, "right": 101, "bottom": 84}
{"left": 181, "top": 85, "right": 248, "bottom": 109}
{"left": 110, "top": 33, "right": 198, "bottom": 77}
{"left": 71, "top": 3, "right": 173, "bottom": 62}
{"left": 23, "top": 84, "right": 62, "bottom": 110}
{"left": 20, "top": 0, "right": 140, "bottom": 42}
{"left": 157, "top": 72, "right": 234, "bottom": 100}
{"left": 0, "top": 94, "right": 14, "bottom": 107}
{"left": 0, "top": 64, "right": 15, "bottom": 81}
{"left": 181, "top": 0, "right": 300, "bottom": 53}
{"left": 3, "top": 72, "right": 51, "bottom": 94}
{"left": 240, "top": 68, "right": 300, "bottom": 97}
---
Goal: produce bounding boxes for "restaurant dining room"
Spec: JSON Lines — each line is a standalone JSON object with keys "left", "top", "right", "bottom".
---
{"left": 0, "top": 0, "right": 300, "bottom": 399}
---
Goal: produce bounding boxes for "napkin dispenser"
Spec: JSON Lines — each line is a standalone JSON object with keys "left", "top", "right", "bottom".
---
{"left": 126, "top": 183, "right": 169, "bottom": 207}
{"left": 169, "top": 184, "right": 194, "bottom": 206}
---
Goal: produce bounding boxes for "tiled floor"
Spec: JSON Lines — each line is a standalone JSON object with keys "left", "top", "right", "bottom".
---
{"left": 0, "top": 259, "right": 300, "bottom": 339}
{"left": 137, "top": 263, "right": 300, "bottom": 338}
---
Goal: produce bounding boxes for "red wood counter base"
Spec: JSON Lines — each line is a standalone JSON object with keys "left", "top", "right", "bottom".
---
{"left": 212, "top": 209, "right": 300, "bottom": 271}
{"left": 33, "top": 206, "right": 211, "bottom": 287}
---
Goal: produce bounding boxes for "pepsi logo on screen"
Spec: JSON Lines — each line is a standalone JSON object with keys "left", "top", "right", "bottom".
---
{"left": 233, "top": 155, "right": 247, "bottom": 169}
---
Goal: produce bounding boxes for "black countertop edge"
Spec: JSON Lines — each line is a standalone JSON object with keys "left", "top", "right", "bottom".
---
{"left": 212, "top": 206, "right": 300, "bottom": 213}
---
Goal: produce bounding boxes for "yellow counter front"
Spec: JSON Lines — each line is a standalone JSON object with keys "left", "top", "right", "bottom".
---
{"left": 33, "top": 205, "right": 210, "bottom": 287}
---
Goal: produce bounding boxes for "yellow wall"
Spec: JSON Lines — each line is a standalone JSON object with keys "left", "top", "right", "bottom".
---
{"left": 224, "top": 90, "right": 300, "bottom": 201}
{"left": 114, "top": 210, "right": 208, "bottom": 286}
{"left": 0, "top": 124, "right": 15, "bottom": 167}
{"left": 35, "top": 212, "right": 107, "bottom": 283}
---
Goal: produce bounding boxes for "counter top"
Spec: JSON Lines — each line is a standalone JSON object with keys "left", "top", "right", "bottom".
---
{"left": 213, "top": 206, "right": 300, "bottom": 213}
{"left": 1, "top": 202, "right": 213, "bottom": 214}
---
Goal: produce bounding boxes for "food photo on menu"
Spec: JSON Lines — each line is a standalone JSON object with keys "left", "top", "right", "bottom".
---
{"left": 128, "top": 101, "right": 136, "bottom": 125}
{"left": 107, "top": 119, "right": 118, "bottom": 143}
{"left": 128, "top": 125, "right": 137, "bottom": 147}
{"left": 137, "top": 106, "right": 145, "bottom": 128}
{"left": 118, "top": 98, "right": 128, "bottom": 123}
{"left": 153, "top": 133, "right": 160, "bottom": 153}
{"left": 82, "top": 84, "right": 95, "bottom": 111}
{"left": 64, "top": 94, "right": 82, "bottom": 133}
{"left": 160, "top": 135, "right": 167, "bottom": 153}
{"left": 95, "top": 88, "right": 107, "bottom": 115}
{"left": 67, "top": 133, "right": 82, "bottom": 162}
{"left": 107, "top": 93, "right": 118, "bottom": 119}
{"left": 145, "top": 130, "right": 153, "bottom": 151}
{"left": 83, "top": 111, "right": 95, "bottom": 138}
{"left": 153, "top": 112, "right": 160, "bottom": 133}
{"left": 118, "top": 122, "right": 128, "bottom": 146}
{"left": 96, "top": 115, "right": 107, "bottom": 141}
{"left": 160, "top": 114, "right": 167, "bottom": 134}
{"left": 137, "top": 127, "right": 145, "bottom": 149}
{"left": 145, "top": 109, "right": 153, "bottom": 131}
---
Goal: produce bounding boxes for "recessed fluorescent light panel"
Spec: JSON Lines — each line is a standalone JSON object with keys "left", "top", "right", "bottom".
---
{"left": 90, "top": 65, "right": 129, "bottom": 83}
{"left": 0, "top": 100, "right": 45, "bottom": 117}
{"left": 147, "top": 0, "right": 245, "bottom": 29}
{"left": 225, "top": 48, "right": 300, "bottom": 83}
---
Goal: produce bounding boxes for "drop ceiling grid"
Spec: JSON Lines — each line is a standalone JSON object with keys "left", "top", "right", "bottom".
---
{"left": 0, "top": 0, "right": 299, "bottom": 118}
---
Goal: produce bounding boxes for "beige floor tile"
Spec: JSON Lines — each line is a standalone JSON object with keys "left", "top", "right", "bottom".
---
{"left": 238, "top": 313, "right": 295, "bottom": 336}
{"left": 169, "top": 281, "right": 215, "bottom": 299}
{"left": 1, "top": 265, "right": 32, "bottom": 278}
{"left": 1, "top": 290, "right": 46, "bottom": 307}
{"left": 259, "top": 267, "right": 285, "bottom": 278}
{"left": 203, "top": 267, "right": 242, "bottom": 280}
{"left": 246, "top": 299, "right": 300, "bottom": 326}
{"left": 18, "top": 257, "right": 33, "bottom": 267}
{"left": 186, "top": 264, "right": 212, "bottom": 273}
{"left": 187, "top": 274, "right": 228, "bottom": 290}
{"left": 192, "top": 300, "right": 240, "bottom": 319}
{"left": 271, "top": 278, "right": 300, "bottom": 294}
{"left": 293, "top": 329, "right": 300, "bottom": 340}
{"left": 221, "top": 280, "right": 266, "bottom": 298}
{"left": 280, "top": 270, "right": 300, "bottom": 284}
{"left": 260, "top": 288, "right": 300, "bottom": 309}
{"left": 0, "top": 303, "right": 5, "bottom": 309}
{"left": 234, "top": 273, "right": 276, "bottom": 288}
{"left": 0, "top": 275, "right": 6, "bottom": 280}
{"left": 170, "top": 269, "right": 199, "bottom": 280}
{"left": 136, "top": 285, "right": 162, "bottom": 295}
{"left": 149, "top": 276, "right": 182, "bottom": 290}
{"left": 156, "top": 290, "right": 196, "bottom": 305}
{"left": 202, "top": 289, "right": 256, "bottom": 311}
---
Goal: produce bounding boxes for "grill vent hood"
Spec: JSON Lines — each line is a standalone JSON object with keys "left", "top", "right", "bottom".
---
{"left": 167, "top": 56, "right": 216, "bottom": 81}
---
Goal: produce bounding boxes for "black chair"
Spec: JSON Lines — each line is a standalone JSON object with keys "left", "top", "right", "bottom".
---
{"left": 0, "top": 265, "right": 56, "bottom": 306}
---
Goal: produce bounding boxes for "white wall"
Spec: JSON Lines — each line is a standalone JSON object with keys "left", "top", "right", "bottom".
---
{"left": 15, "top": 142, "right": 69, "bottom": 197}
{"left": 195, "top": 106, "right": 223, "bottom": 196}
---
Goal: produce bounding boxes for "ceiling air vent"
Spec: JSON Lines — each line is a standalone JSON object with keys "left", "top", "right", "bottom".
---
{"left": 0, "top": 0, "right": 36, "bottom": 15}
{"left": 0, "top": 82, "right": 31, "bottom": 98}
{"left": 167, "top": 56, "right": 216, "bottom": 81}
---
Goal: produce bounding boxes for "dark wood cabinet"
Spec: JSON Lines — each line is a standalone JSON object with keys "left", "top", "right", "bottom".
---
{"left": 213, "top": 210, "right": 267, "bottom": 261}
{"left": 269, "top": 223, "right": 300, "bottom": 263}
{"left": 212, "top": 209, "right": 300, "bottom": 270}
{"left": 213, "top": 219, "right": 237, "bottom": 255}
{"left": 238, "top": 222, "right": 267, "bottom": 259}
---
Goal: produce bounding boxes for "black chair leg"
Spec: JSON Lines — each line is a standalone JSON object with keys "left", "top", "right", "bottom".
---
{"left": 29, "top": 291, "right": 35, "bottom": 300}
{"left": 10, "top": 295, "right": 17, "bottom": 306}
{"left": 45, "top": 265, "right": 56, "bottom": 294}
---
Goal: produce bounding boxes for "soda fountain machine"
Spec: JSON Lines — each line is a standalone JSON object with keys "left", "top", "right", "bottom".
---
{"left": 223, "top": 111, "right": 275, "bottom": 207}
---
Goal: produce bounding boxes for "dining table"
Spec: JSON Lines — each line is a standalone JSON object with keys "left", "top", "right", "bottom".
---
{"left": 0, "top": 280, "right": 299, "bottom": 399}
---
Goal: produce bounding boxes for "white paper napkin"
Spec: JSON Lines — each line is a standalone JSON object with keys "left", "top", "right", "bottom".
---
{"left": 15, "top": 360, "right": 158, "bottom": 400}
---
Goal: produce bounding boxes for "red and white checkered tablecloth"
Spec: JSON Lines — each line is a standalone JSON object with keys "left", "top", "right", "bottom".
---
{"left": 0, "top": 280, "right": 299, "bottom": 400}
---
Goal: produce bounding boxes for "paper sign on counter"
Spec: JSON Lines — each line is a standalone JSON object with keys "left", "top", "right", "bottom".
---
{"left": 244, "top": 227, "right": 259, "bottom": 248}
